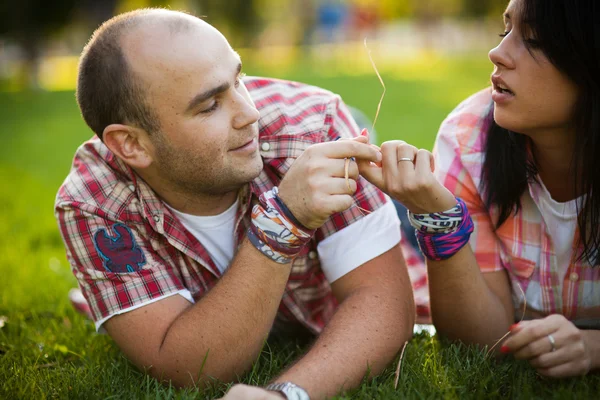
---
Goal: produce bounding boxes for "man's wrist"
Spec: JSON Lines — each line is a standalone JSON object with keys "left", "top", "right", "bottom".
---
{"left": 248, "top": 187, "right": 315, "bottom": 264}
{"left": 265, "top": 382, "right": 310, "bottom": 400}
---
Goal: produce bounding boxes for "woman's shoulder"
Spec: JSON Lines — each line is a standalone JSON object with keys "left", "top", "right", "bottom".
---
{"left": 436, "top": 88, "right": 494, "bottom": 155}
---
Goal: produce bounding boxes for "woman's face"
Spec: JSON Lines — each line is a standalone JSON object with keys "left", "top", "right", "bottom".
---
{"left": 489, "top": 0, "right": 579, "bottom": 138}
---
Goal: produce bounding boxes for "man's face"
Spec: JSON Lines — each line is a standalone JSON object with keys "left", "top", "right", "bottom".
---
{"left": 125, "top": 17, "right": 262, "bottom": 196}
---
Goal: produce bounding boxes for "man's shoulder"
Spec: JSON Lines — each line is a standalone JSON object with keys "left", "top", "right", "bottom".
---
{"left": 245, "top": 76, "right": 338, "bottom": 106}
{"left": 55, "top": 137, "right": 136, "bottom": 220}
{"left": 246, "top": 77, "right": 342, "bottom": 138}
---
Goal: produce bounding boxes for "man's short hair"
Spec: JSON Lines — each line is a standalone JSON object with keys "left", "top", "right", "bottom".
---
{"left": 77, "top": 9, "right": 163, "bottom": 140}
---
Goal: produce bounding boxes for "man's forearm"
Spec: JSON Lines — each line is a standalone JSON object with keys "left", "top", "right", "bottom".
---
{"left": 275, "top": 275, "right": 414, "bottom": 399}
{"left": 153, "top": 239, "right": 290, "bottom": 386}
{"left": 428, "top": 246, "right": 514, "bottom": 347}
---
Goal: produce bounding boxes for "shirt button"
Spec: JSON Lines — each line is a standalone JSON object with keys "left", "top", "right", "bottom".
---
{"left": 153, "top": 214, "right": 161, "bottom": 223}
{"left": 261, "top": 142, "right": 271, "bottom": 152}
{"left": 128, "top": 184, "right": 135, "bottom": 191}
{"left": 308, "top": 251, "right": 318, "bottom": 260}
{"left": 569, "top": 272, "right": 579, "bottom": 282}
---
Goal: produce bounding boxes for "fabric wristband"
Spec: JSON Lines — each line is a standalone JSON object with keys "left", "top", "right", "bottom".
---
{"left": 248, "top": 187, "right": 316, "bottom": 264}
{"left": 409, "top": 197, "right": 474, "bottom": 261}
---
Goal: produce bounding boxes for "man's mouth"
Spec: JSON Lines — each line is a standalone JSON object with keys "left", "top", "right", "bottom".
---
{"left": 230, "top": 137, "right": 258, "bottom": 152}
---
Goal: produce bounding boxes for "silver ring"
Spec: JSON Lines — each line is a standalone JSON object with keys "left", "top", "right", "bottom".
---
{"left": 398, "top": 157, "right": 413, "bottom": 162}
{"left": 547, "top": 334, "right": 556, "bottom": 352}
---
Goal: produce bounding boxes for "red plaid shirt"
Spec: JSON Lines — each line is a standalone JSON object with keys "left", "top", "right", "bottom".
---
{"left": 55, "top": 77, "right": 388, "bottom": 334}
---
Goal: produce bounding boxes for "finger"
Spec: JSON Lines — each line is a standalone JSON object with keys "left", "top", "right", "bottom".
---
{"left": 395, "top": 143, "right": 418, "bottom": 175}
{"left": 414, "top": 149, "right": 434, "bottom": 176}
{"left": 328, "top": 177, "right": 358, "bottom": 195}
{"left": 350, "top": 135, "right": 369, "bottom": 144}
{"left": 328, "top": 194, "right": 355, "bottom": 214}
{"left": 380, "top": 141, "right": 402, "bottom": 181}
{"left": 537, "top": 360, "right": 591, "bottom": 378}
{"left": 324, "top": 141, "right": 382, "bottom": 162}
{"left": 504, "top": 317, "right": 561, "bottom": 353}
{"left": 529, "top": 347, "right": 580, "bottom": 369}
{"left": 327, "top": 158, "right": 359, "bottom": 179}
{"left": 513, "top": 334, "right": 558, "bottom": 360}
{"left": 356, "top": 159, "right": 384, "bottom": 190}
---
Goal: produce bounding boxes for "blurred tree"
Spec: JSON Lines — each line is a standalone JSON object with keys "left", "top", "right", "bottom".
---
{"left": 193, "top": 0, "right": 259, "bottom": 47}
{"left": 460, "top": 0, "right": 506, "bottom": 19}
{"left": 0, "top": 0, "right": 78, "bottom": 88}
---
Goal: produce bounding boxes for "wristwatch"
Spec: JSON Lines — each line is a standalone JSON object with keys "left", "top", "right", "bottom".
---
{"left": 265, "top": 382, "right": 310, "bottom": 400}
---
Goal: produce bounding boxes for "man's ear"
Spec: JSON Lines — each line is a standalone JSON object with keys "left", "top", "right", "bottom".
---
{"left": 102, "top": 124, "right": 153, "bottom": 169}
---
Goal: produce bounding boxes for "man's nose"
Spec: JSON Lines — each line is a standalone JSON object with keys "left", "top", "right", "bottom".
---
{"left": 232, "top": 92, "right": 260, "bottom": 130}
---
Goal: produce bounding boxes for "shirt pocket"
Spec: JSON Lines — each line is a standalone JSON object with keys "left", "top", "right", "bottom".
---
{"left": 505, "top": 256, "right": 536, "bottom": 295}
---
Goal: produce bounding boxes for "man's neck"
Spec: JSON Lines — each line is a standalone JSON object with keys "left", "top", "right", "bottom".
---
{"left": 138, "top": 171, "right": 239, "bottom": 216}
{"left": 530, "top": 128, "right": 578, "bottom": 202}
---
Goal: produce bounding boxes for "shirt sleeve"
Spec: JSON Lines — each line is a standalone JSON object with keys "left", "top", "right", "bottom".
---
{"left": 432, "top": 92, "right": 504, "bottom": 273}
{"left": 55, "top": 204, "right": 193, "bottom": 330}
{"left": 315, "top": 95, "right": 389, "bottom": 241}
{"left": 317, "top": 198, "right": 401, "bottom": 282}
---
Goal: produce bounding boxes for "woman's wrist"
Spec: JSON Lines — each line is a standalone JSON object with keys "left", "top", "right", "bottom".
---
{"left": 409, "top": 197, "right": 474, "bottom": 261}
{"left": 407, "top": 186, "right": 457, "bottom": 215}
{"left": 582, "top": 330, "right": 600, "bottom": 371}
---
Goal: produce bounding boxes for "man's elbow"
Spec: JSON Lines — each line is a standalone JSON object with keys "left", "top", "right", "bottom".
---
{"left": 144, "top": 357, "right": 253, "bottom": 389}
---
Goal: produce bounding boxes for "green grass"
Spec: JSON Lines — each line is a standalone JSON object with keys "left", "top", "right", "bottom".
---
{"left": 2, "top": 57, "right": 599, "bottom": 399}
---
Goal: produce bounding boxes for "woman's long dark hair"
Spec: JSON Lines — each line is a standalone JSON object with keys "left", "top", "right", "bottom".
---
{"left": 482, "top": 0, "right": 600, "bottom": 265}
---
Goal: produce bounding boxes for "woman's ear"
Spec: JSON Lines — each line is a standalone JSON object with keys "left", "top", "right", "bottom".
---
{"left": 102, "top": 124, "right": 153, "bottom": 169}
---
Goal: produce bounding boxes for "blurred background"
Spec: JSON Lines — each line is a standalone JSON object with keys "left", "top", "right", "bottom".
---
{"left": 0, "top": 2, "right": 505, "bottom": 386}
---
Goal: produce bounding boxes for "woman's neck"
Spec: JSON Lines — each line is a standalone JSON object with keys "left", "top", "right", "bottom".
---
{"left": 530, "top": 129, "right": 578, "bottom": 202}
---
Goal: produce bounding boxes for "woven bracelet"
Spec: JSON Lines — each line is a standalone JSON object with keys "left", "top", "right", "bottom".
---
{"left": 248, "top": 187, "right": 315, "bottom": 264}
{"left": 410, "top": 197, "right": 474, "bottom": 261}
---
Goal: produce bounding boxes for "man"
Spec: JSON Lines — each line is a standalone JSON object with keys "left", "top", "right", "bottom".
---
{"left": 55, "top": 8, "right": 414, "bottom": 399}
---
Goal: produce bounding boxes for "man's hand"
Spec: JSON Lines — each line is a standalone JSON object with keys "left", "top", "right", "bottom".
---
{"left": 502, "top": 315, "right": 599, "bottom": 378}
{"left": 356, "top": 140, "right": 456, "bottom": 214}
{"left": 218, "top": 384, "right": 284, "bottom": 400}
{"left": 278, "top": 137, "right": 381, "bottom": 229}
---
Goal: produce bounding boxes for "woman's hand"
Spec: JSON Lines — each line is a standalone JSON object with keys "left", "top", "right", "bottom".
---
{"left": 356, "top": 140, "right": 456, "bottom": 214}
{"left": 502, "top": 314, "right": 599, "bottom": 378}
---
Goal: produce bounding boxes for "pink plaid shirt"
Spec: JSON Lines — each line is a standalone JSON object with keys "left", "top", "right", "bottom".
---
{"left": 55, "top": 77, "right": 388, "bottom": 334}
{"left": 433, "top": 88, "right": 600, "bottom": 327}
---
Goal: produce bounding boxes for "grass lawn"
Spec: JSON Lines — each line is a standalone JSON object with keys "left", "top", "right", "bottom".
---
{"left": 1, "top": 56, "right": 599, "bottom": 399}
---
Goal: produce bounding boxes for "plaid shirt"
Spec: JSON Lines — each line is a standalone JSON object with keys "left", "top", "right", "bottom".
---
{"left": 433, "top": 88, "right": 600, "bottom": 327}
{"left": 55, "top": 77, "right": 387, "bottom": 334}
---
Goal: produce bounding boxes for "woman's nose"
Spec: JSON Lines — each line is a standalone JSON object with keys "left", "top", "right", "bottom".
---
{"left": 489, "top": 35, "right": 515, "bottom": 71}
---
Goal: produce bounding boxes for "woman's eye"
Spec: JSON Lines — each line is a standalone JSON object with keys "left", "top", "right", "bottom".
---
{"left": 499, "top": 31, "right": 510, "bottom": 38}
{"left": 200, "top": 101, "right": 219, "bottom": 114}
{"left": 525, "top": 38, "right": 541, "bottom": 49}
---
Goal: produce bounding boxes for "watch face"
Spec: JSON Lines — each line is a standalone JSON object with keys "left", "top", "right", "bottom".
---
{"left": 282, "top": 384, "right": 310, "bottom": 400}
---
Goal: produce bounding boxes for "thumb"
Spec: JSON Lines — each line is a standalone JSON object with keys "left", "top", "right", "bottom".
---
{"left": 356, "top": 159, "right": 385, "bottom": 190}
{"left": 349, "top": 135, "right": 369, "bottom": 144}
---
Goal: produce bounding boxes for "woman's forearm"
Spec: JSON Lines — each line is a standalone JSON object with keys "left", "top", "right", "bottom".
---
{"left": 427, "top": 245, "right": 516, "bottom": 348}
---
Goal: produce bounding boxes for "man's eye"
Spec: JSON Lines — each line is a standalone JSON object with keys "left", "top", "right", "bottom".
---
{"left": 235, "top": 72, "right": 246, "bottom": 88}
{"left": 200, "top": 101, "right": 219, "bottom": 114}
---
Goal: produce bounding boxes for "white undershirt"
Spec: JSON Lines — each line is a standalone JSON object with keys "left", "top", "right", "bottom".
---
{"left": 532, "top": 180, "right": 580, "bottom": 281}
{"left": 167, "top": 200, "right": 239, "bottom": 274}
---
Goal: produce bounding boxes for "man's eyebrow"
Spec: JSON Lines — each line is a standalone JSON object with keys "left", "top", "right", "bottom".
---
{"left": 185, "top": 62, "right": 243, "bottom": 113}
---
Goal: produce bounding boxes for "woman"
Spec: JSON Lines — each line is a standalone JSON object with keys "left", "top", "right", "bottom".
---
{"left": 358, "top": 0, "right": 600, "bottom": 378}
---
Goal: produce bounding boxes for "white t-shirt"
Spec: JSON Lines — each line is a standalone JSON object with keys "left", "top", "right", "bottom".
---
{"left": 169, "top": 197, "right": 401, "bottom": 282}
{"left": 532, "top": 180, "right": 581, "bottom": 281}
{"left": 167, "top": 200, "right": 239, "bottom": 274}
